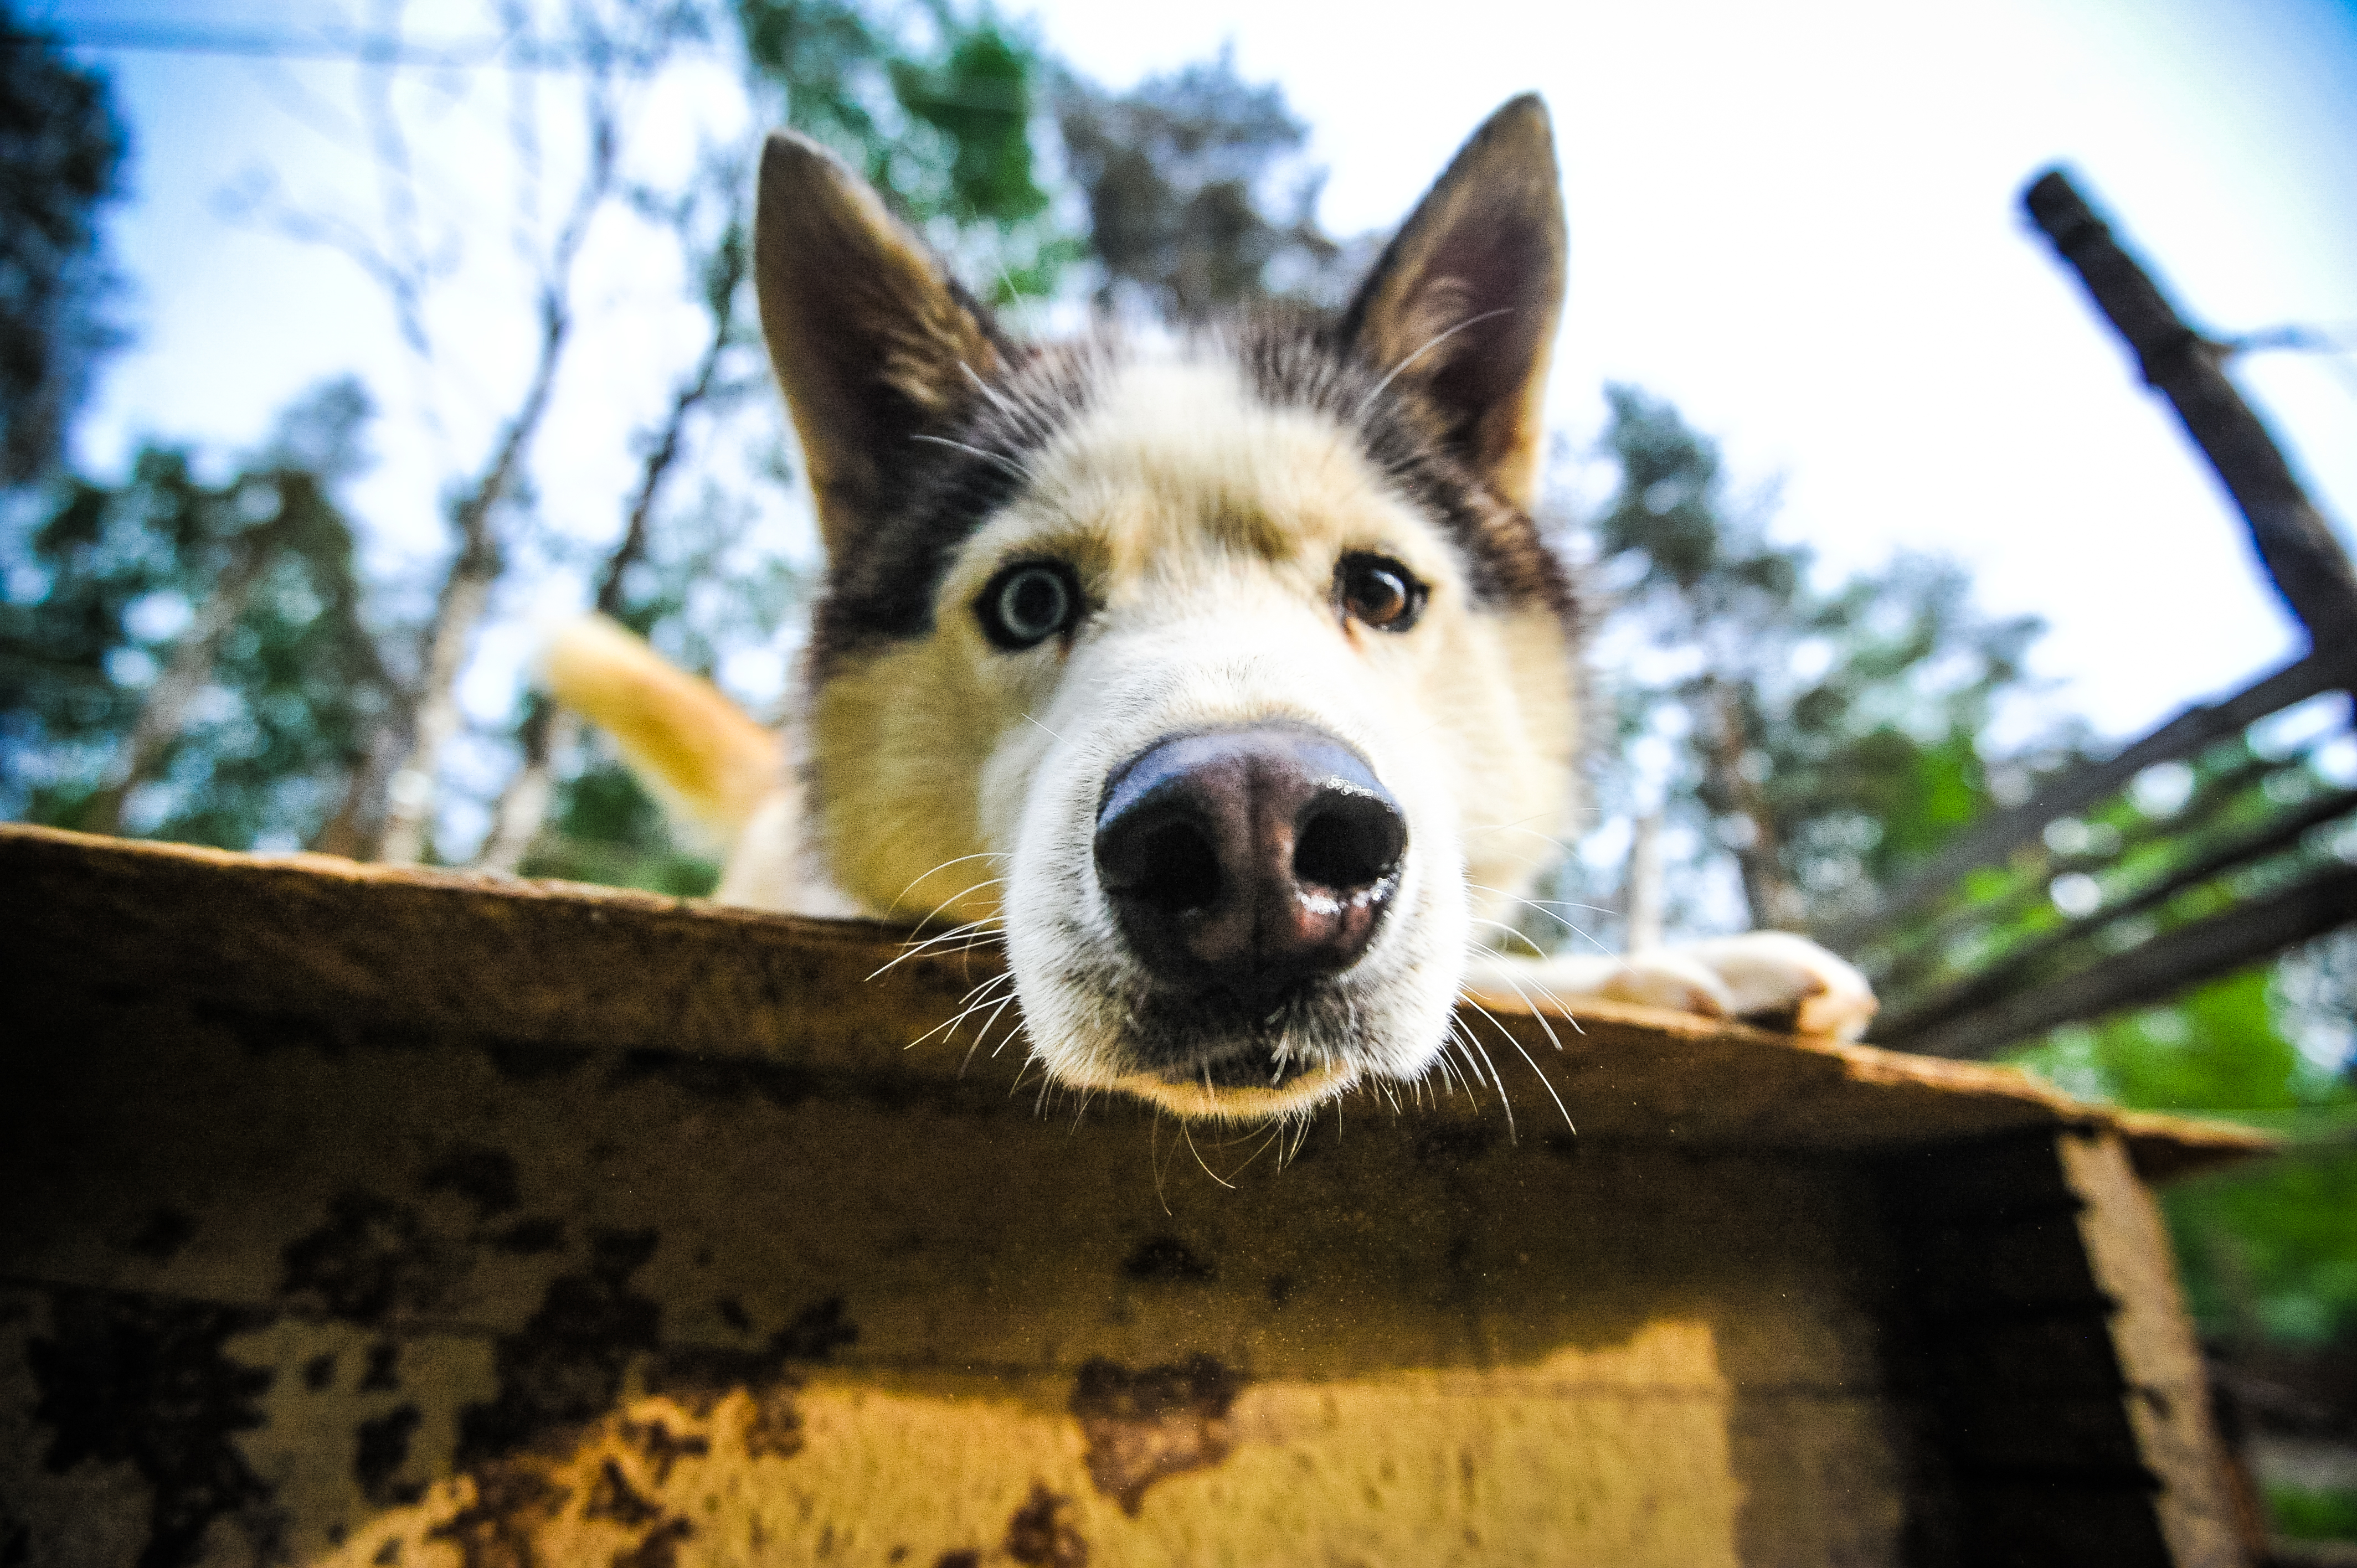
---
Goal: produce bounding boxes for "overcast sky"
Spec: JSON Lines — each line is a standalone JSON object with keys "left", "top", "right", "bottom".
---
{"left": 38, "top": 0, "right": 2357, "bottom": 757}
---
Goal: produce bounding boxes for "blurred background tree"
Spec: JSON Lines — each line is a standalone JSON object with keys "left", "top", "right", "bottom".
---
{"left": 1, "top": 378, "right": 391, "bottom": 849}
{"left": 0, "top": 2, "right": 127, "bottom": 486}
{"left": 1555, "top": 384, "right": 2079, "bottom": 944}
{"left": 1055, "top": 46, "right": 1352, "bottom": 318}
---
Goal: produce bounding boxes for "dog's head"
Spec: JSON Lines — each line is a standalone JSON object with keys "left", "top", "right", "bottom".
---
{"left": 758, "top": 97, "right": 1579, "bottom": 1119}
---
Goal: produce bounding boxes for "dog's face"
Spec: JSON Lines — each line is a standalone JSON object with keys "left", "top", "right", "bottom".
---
{"left": 756, "top": 98, "right": 1579, "bottom": 1120}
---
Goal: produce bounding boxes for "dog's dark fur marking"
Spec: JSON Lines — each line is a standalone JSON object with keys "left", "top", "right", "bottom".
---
{"left": 806, "top": 312, "right": 1577, "bottom": 679}
{"left": 809, "top": 337, "right": 1107, "bottom": 677}
{"left": 1243, "top": 314, "right": 1576, "bottom": 617}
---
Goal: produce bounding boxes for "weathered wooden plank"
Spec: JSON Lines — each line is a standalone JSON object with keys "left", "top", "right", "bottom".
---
{"left": 3, "top": 823, "right": 2278, "bottom": 1172}
{"left": 2057, "top": 1131, "right": 2255, "bottom": 1568}
{"left": 1, "top": 991, "right": 1915, "bottom": 1567}
{"left": 1888, "top": 861, "right": 2357, "bottom": 1059}
{"left": 0, "top": 826, "right": 2273, "bottom": 1565}
{"left": 1873, "top": 1130, "right": 2252, "bottom": 1568}
{"left": 1816, "top": 652, "right": 2349, "bottom": 951}
{"left": 1874, "top": 786, "right": 2357, "bottom": 1042}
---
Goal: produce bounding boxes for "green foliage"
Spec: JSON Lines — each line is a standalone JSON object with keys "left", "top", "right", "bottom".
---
{"left": 0, "top": 380, "right": 390, "bottom": 848}
{"left": 1, "top": 5, "right": 128, "bottom": 484}
{"left": 735, "top": 0, "right": 1078, "bottom": 302}
{"left": 520, "top": 758, "right": 721, "bottom": 896}
{"left": 1055, "top": 48, "right": 1346, "bottom": 318}
{"left": 2271, "top": 1484, "right": 2357, "bottom": 1542}
{"left": 1572, "top": 385, "right": 2068, "bottom": 940}
{"left": 890, "top": 18, "right": 1044, "bottom": 223}
{"left": 2012, "top": 968, "right": 2357, "bottom": 1349}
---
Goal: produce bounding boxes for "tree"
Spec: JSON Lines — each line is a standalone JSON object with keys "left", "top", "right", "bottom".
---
{"left": 1054, "top": 48, "right": 1349, "bottom": 319}
{"left": 0, "top": 5, "right": 128, "bottom": 485}
{"left": 0, "top": 379, "right": 392, "bottom": 849}
{"left": 1561, "top": 384, "right": 2072, "bottom": 946}
{"left": 738, "top": 0, "right": 1077, "bottom": 301}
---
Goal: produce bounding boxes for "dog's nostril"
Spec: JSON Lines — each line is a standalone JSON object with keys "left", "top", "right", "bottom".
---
{"left": 1131, "top": 819, "right": 1222, "bottom": 912}
{"left": 1098, "top": 725, "right": 1407, "bottom": 1006}
{"left": 1293, "top": 797, "right": 1406, "bottom": 893}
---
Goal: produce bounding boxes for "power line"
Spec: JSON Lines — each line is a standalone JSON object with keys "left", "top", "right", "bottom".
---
{"left": 9, "top": 20, "right": 608, "bottom": 70}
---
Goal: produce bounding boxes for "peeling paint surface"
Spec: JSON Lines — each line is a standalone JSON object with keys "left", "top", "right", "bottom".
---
{"left": 0, "top": 996, "right": 1926, "bottom": 1567}
{"left": 0, "top": 832, "right": 2260, "bottom": 1566}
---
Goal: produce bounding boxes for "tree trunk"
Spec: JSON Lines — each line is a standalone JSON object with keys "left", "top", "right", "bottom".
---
{"left": 79, "top": 522, "right": 283, "bottom": 836}
{"left": 1702, "top": 678, "right": 1807, "bottom": 932}
{"left": 375, "top": 536, "right": 501, "bottom": 863}
{"left": 475, "top": 698, "right": 573, "bottom": 872}
{"left": 472, "top": 227, "right": 743, "bottom": 872}
{"left": 1622, "top": 810, "right": 1664, "bottom": 954}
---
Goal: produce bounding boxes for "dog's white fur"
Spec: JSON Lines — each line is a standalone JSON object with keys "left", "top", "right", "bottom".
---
{"left": 547, "top": 96, "right": 1875, "bottom": 1123}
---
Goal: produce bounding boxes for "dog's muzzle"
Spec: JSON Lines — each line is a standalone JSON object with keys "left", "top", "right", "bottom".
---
{"left": 1094, "top": 726, "right": 1406, "bottom": 1033}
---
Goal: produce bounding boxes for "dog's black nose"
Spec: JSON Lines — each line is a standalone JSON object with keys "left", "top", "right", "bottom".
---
{"left": 1094, "top": 726, "right": 1406, "bottom": 1010}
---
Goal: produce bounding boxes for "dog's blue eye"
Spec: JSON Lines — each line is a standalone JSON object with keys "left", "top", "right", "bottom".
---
{"left": 1339, "top": 553, "right": 1426, "bottom": 632}
{"left": 979, "top": 562, "right": 1078, "bottom": 650}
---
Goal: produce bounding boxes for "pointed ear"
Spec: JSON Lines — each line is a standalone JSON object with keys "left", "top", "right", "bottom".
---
{"left": 1339, "top": 95, "right": 1566, "bottom": 510}
{"left": 754, "top": 131, "right": 1006, "bottom": 560}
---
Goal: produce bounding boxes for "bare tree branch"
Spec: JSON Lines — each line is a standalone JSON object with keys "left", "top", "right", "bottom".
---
{"left": 78, "top": 514, "right": 290, "bottom": 834}
{"left": 476, "top": 154, "right": 753, "bottom": 873}
{"left": 1701, "top": 677, "right": 1806, "bottom": 931}
{"left": 1621, "top": 810, "right": 1664, "bottom": 955}
{"left": 377, "top": 16, "right": 626, "bottom": 864}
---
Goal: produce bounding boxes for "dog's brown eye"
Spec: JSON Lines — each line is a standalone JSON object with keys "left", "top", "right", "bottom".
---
{"left": 1337, "top": 553, "right": 1425, "bottom": 632}
{"left": 978, "top": 561, "right": 1081, "bottom": 650}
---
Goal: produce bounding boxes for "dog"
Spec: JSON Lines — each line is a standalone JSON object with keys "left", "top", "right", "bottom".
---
{"left": 545, "top": 94, "right": 1876, "bottom": 1123}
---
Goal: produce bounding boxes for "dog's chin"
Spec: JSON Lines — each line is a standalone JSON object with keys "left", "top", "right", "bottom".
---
{"left": 1112, "top": 1053, "right": 1361, "bottom": 1121}
{"left": 1044, "top": 977, "right": 1390, "bottom": 1121}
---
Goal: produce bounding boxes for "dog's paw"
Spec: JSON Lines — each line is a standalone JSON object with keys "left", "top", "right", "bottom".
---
{"left": 1585, "top": 950, "right": 1741, "bottom": 1018}
{"left": 1465, "top": 933, "right": 1877, "bottom": 1039}
{"left": 1672, "top": 932, "right": 1878, "bottom": 1039}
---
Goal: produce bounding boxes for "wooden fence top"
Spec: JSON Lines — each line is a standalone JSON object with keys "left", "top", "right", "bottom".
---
{"left": 3, "top": 823, "right": 2272, "bottom": 1180}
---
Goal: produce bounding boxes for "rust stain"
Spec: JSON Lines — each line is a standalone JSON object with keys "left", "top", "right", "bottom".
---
{"left": 643, "top": 1294, "right": 856, "bottom": 1458}
{"left": 456, "top": 1229, "right": 663, "bottom": 1467}
{"left": 280, "top": 1190, "right": 468, "bottom": 1325}
{"left": 1069, "top": 1355, "right": 1242, "bottom": 1515}
{"left": 312, "top": 1294, "right": 853, "bottom": 1567}
{"left": 353, "top": 1403, "right": 425, "bottom": 1506}
{"left": 1119, "top": 1236, "right": 1214, "bottom": 1283}
{"left": 583, "top": 1459, "right": 661, "bottom": 1528}
{"left": 426, "top": 1461, "right": 571, "bottom": 1568}
{"left": 421, "top": 1144, "right": 522, "bottom": 1219}
{"left": 25, "top": 1287, "right": 281, "bottom": 1567}
{"left": 611, "top": 1515, "right": 693, "bottom": 1568}
{"left": 1004, "top": 1482, "right": 1089, "bottom": 1566}
{"left": 620, "top": 1419, "right": 709, "bottom": 1483}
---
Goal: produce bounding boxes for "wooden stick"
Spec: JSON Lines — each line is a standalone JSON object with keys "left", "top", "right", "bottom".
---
{"left": 1885, "top": 862, "right": 2357, "bottom": 1059}
{"left": 2023, "top": 169, "right": 2357, "bottom": 647}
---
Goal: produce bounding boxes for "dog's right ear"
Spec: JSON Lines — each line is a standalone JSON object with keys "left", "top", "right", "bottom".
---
{"left": 1339, "top": 95, "right": 1566, "bottom": 512}
{"left": 754, "top": 131, "right": 1006, "bottom": 561}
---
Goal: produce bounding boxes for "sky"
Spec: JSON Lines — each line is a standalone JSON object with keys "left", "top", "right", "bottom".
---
{"left": 33, "top": 0, "right": 2357, "bottom": 766}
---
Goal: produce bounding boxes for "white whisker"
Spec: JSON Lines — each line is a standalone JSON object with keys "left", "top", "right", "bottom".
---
{"left": 911, "top": 432, "right": 1031, "bottom": 482}
{"left": 1355, "top": 308, "right": 1516, "bottom": 422}
{"left": 1463, "top": 994, "right": 1573, "bottom": 1135}
{"left": 887, "top": 852, "right": 1008, "bottom": 915}
{"left": 1450, "top": 1019, "right": 1514, "bottom": 1141}
{"left": 868, "top": 914, "right": 1006, "bottom": 979}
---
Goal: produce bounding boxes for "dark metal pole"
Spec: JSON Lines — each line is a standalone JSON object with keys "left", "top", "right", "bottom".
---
{"left": 2024, "top": 169, "right": 2357, "bottom": 648}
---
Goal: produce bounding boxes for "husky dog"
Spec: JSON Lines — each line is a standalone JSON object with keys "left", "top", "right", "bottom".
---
{"left": 548, "top": 95, "right": 1875, "bottom": 1122}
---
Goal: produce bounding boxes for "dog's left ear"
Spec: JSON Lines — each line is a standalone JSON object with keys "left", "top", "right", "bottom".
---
{"left": 754, "top": 130, "right": 1006, "bottom": 562}
{"left": 1339, "top": 95, "right": 1566, "bottom": 511}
